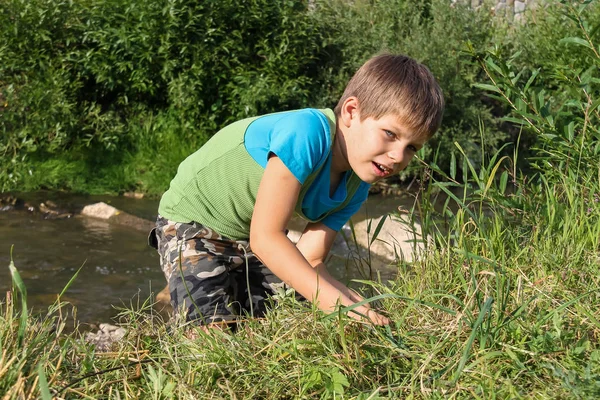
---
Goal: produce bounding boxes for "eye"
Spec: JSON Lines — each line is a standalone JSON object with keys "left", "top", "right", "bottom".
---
{"left": 384, "top": 130, "right": 396, "bottom": 139}
{"left": 407, "top": 144, "right": 418, "bottom": 153}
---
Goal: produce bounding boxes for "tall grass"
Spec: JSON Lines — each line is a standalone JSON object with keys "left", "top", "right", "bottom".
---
{"left": 2, "top": 167, "right": 598, "bottom": 398}
{"left": 2, "top": 134, "right": 599, "bottom": 397}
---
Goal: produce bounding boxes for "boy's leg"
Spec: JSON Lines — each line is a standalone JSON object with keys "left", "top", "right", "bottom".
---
{"left": 154, "top": 216, "right": 244, "bottom": 324}
{"left": 232, "top": 250, "right": 305, "bottom": 318}
{"left": 231, "top": 255, "right": 285, "bottom": 318}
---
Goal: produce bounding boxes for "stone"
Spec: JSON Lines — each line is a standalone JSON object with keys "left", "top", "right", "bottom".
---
{"left": 80, "top": 202, "right": 155, "bottom": 232}
{"left": 81, "top": 202, "right": 118, "bottom": 219}
{"left": 347, "top": 214, "right": 427, "bottom": 263}
{"left": 85, "top": 323, "right": 126, "bottom": 351}
{"left": 124, "top": 192, "right": 144, "bottom": 199}
{"left": 514, "top": 0, "right": 526, "bottom": 13}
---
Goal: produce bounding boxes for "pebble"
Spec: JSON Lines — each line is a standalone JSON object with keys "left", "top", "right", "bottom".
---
{"left": 85, "top": 323, "right": 127, "bottom": 351}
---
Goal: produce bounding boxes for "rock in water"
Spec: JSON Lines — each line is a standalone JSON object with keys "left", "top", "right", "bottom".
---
{"left": 81, "top": 202, "right": 119, "bottom": 219}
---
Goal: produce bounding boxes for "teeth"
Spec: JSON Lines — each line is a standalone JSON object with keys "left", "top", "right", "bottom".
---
{"left": 376, "top": 163, "right": 390, "bottom": 173}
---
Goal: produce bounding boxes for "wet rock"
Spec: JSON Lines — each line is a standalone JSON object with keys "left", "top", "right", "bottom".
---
{"left": 85, "top": 323, "right": 126, "bottom": 351}
{"left": 81, "top": 202, "right": 119, "bottom": 219}
{"left": 123, "top": 192, "right": 144, "bottom": 199}
{"left": 80, "top": 202, "right": 154, "bottom": 232}
{"left": 0, "top": 194, "right": 19, "bottom": 209}
{"left": 349, "top": 214, "right": 427, "bottom": 263}
{"left": 39, "top": 202, "right": 73, "bottom": 219}
{"left": 0, "top": 195, "right": 72, "bottom": 218}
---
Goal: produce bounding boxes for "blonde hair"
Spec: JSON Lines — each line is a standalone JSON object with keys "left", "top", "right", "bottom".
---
{"left": 334, "top": 54, "right": 445, "bottom": 137}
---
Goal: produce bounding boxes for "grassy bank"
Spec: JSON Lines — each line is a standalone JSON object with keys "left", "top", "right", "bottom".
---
{"left": 3, "top": 49, "right": 600, "bottom": 394}
{"left": 2, "top": 158, "right": 599, "bottom": 398}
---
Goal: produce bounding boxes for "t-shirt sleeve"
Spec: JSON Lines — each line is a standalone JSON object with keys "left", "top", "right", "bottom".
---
{"left": 270, "top": 111, "right": 331, "bottom": 183}
{"left": 320, "top": 182, "right": 370, "bottom": 231}
{"left": 245, "top": 109, "right": 331, "bottom": 184}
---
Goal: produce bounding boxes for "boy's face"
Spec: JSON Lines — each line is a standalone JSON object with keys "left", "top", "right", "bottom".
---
{"left": 340, "top": 100, "right": 428, "bottom": 184}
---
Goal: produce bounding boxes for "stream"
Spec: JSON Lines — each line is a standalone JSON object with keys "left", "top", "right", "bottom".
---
{"left": 0, "top": 191, "right": 419, "bottom": 324}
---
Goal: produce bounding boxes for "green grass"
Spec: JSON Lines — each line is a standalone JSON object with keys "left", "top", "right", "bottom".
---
{"left": 2, "top": 162, "right": 599, "bottom": 398}
{"left": 13, "top": 110, "right": 203, "bottom": 196}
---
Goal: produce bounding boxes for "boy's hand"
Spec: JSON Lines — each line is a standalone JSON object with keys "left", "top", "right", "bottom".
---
{"left": 355, "top": 306, "right": 390, "bottom": 325}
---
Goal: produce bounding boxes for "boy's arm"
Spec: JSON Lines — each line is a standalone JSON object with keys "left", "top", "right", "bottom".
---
{"left": 250, "top": 155, "right": 388, "bottom": 325}
{"left": 295, "top": 222, "right": 366, "bottom": 304}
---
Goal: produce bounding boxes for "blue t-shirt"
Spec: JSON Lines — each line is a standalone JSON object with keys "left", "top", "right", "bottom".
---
{"left": 244, "top": 109, "right": 370, "bottom": 231}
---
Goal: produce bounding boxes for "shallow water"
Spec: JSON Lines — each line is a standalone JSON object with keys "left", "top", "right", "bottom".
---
{"left": 0, "top": 213, "right": 162, "bottom": 324}
{"left": 0, "top": 191, "right": 417, "bottom": 323}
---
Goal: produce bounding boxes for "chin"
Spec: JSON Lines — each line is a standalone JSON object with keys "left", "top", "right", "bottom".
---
{"left": 357, "top": 173, "right": 379, "bottom": 184}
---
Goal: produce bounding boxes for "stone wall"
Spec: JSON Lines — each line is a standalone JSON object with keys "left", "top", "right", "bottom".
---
{"left": 453, "top": 0, "right": 539, "bottom": 22}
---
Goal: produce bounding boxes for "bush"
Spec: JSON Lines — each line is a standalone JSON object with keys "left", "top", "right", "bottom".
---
{"left": 0, "top": 0, "right": 336, "bottom": 192}
{"left": 474, "top": 1, "right": 600, "bottom": 184}
{"left": 312, "top": 0, "right": 507, "bottom": 176}
{"left": 1, "top": 0, "right": 597, "bottom": 193}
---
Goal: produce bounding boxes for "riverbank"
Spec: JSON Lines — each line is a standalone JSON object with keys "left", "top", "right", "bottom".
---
{"left": 2, "top": 2, "right": 599, "bottom": 396}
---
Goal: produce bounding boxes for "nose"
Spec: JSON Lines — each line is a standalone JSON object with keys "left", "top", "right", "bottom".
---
{"left": 387, "top": 144, "right": 405, "bottom": 164}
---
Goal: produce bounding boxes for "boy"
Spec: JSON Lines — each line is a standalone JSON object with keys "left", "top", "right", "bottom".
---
{"left": 150, "top": 53, "right": 444, "bottom": 328}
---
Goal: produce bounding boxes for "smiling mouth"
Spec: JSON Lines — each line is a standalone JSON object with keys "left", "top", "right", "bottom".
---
{"left": 373, "top": 162, "right": 393, "bottom": 176}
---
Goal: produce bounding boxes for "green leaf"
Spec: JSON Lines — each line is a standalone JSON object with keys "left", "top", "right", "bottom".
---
{"left": 329, "top": 368, "right": 349, "bottom": 394}
{"left": 589, "top": 98, "right": 600, "bottom": 114}
{"left": 484, "top": 156, "right": 509, "bottom": 197}
{"left": 453, "top": 297, "right": 494, "bottom": 383}
{"left": 566, "top": 121, "right": 575, "bottom": 142}
{"left": 369, "top": 214, "right": 388, "bottom": 246}
{"left": 59, "top": 263, "right": 84, "bottom": 298}
{"left": 589, "top": 23, "right": 600, "bottom": 39}
{"left": 8, "top": 246, "right": 28, "bottom": 347}
{"left": 471, "top": 83, "right": 501, "bottom": 93}
{"left": 559, "top": 37, "right": 593, "bottom": 50}
{"left": 38, "top": 363, "right": 52, "bottom": 400}
{"left": 499, "top": 171, "right": 508, "bottom": 194}
{"left": 523, "top": 68, "right": 540, "bottom": 93}
{"left": 500, "top": 116, "right": 527, "bottom": 125}
{"left": 485, "top": 57, "right": 503, "bottom": 75}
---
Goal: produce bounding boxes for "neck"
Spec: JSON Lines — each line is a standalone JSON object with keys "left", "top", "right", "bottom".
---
{"left": 331, "top": 123, "right": 351, "bottom": 177}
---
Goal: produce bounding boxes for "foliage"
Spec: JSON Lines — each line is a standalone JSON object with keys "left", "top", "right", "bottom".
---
{"left": 469, "top": 1, "right": 600, "bottom": 190}
{"left": 313, "top": 0, "right": 507, "bottom": 176}
{"left": 3, "top": 2, "right": 600, "bottom": 390}
{"left": 1, "top": 0, "right": 510, "bottom": 194}
{"left": 0, "top": 0, "right": 334, "bottom": 193}
{"left": 1, "top": 0, "right": 599, "bottom": 197}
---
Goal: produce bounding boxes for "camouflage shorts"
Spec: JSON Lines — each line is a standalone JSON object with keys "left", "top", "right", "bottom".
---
{"left": 149, "top": 216, "right": 288, "bottom": 325}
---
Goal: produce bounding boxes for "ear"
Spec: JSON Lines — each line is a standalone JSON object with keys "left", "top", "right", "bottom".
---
{"left": 339, "top": 97, "right": 360, "bottom": 128}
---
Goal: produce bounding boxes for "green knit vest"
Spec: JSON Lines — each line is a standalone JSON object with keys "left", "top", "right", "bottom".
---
{"left": 158, "top": 109, "right": 363, "bottom": 239}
